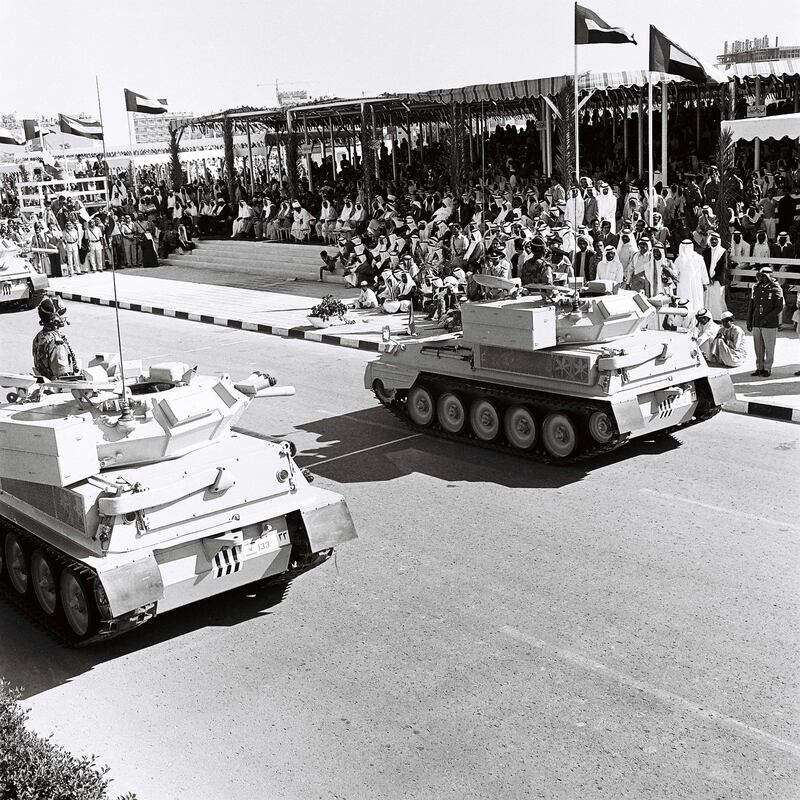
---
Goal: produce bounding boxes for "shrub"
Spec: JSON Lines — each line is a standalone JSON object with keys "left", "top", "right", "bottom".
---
{"left": 309, "top": 295, "right": 348, "bottom": 321}
{"left": 0, "top": 679, "right": 135, "bottom": 800}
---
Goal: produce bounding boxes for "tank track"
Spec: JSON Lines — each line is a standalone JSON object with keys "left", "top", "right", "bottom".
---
{"left": 0, "top": 515, "right": 149, "bottom": 647}
{"left": 373, "top": 374, "right": 722, "bottom": 465}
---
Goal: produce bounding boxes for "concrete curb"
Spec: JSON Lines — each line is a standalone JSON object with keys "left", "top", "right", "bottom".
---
{"left": 56, "top": 289, "right": 800, "bottom": 424}
{"left": 722, "top": 397, "right": 800, "bottom": 425}
{"left": 55, "top": 290, "right": 381, "bottom": 353}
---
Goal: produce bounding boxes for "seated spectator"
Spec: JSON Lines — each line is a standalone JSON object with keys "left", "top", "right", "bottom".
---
{"left": 231, "top": 200, "right": 254, "bottom": 238}
{"left": 290, "top": 200, "right": 314, "bottom": 242}
{"left": 708, "top": 311, "right": 747, "bottom": 367}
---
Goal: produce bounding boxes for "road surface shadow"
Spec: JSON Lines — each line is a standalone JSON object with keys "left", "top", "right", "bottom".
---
{"left": 294, "top": 405, "right": 683, "bottom": 488}
{"left": 0, "top": 574, "right": 303, "bottom": 699}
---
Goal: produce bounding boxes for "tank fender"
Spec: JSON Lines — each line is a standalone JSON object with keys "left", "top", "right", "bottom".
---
{"left": 31, "top": 272, "right": 50, "bottom": 291}
{"left": 702, "top": 371, "right": 736, "bottom": 406}
{"left": 96, "top": 553, "right": 164, "bottom": 617}
{"left": 364, "top": 361, "right": 420, "bottom": 391}
{"left": 300, "top": 497, "right": 357, "bottom": 553}
{"left": 608, "top": 397, "right": 643, "bottom": 434}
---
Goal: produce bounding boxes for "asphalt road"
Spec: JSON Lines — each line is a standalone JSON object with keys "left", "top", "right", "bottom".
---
{"left": 1, "top": 303, "right": 799, "bottom": 800}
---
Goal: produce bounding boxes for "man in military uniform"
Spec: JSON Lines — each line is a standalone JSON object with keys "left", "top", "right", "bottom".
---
{"left": 747, "top": 266, "right": 784, "bottom": 377}
{"left": 520, "top": 237, "right": 552, "bottom": 286}
{"left": 32, "top": 296, "right": 79, "bottom": 380}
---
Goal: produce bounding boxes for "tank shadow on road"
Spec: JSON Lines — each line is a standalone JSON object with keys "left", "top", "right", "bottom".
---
{"left": 0, "top": 576, "right": 296, "bottom": 699}
{"left": 294, "top": 405, "right": 683, "bottom": 488}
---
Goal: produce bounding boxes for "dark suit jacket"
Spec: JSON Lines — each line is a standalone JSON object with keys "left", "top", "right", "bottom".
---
{"left": 573, "top": 250, "right": 597, "bottom": 281}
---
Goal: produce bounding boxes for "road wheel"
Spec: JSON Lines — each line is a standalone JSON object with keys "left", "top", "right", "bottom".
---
{"left": 470, "top": 398, "right": 501, "bottom": 441}
{"left": 4, "top": 533, "right": 29, "bottom": 595}
{"left": 407, "top": 385, "right": 434, "bottom": 426}
{"left": 60, "top": 570, "right": 94, "bottom": 638}
{"left": 541, "top": 413, "right": 578, "bottom": 459}
{"left": 587, "top": 410, "right": 615, "bottom": 444}
{"left": 504, "top": 405, "right": 537, "bottom": 450}
{"left": 31, "top": 550, "right": 59, "bottom": 615}
{"left": 437, "top": 392, "right": 466, "bottom": 434}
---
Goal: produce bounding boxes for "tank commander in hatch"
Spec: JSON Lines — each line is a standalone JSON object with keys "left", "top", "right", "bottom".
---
{"left": 32, "top": 296, "right": 79, "bottom": 380}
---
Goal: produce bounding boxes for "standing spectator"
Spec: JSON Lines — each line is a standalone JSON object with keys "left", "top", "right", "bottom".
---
{"left": 62, "top": 220, "right": 81, "bottom": 276}
{"left": 84, "top": 219, "right": 104, "bottom": 272}
{"left": 572, "top": 234, "right": 596, "bottom": 282}
{"left": 777, "top": 190, "right": 796, "bottom": 235}
{"left": 760, "top": 190, "right": 777, "bottom": 241}
{"left": 747, "top": 266, "right": 784, "bottom": 377}
{"left": 729, "top": 230, "right": 749, "bottom": 265}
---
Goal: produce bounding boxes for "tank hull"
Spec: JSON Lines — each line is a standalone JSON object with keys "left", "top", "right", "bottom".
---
{"left": 365, "top": 328, "right": 734, "bottom": 461}
{"left": 0, "top": 432, "right": 356, "bottom": 644}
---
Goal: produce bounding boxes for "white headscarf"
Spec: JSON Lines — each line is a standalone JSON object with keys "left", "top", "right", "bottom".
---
{"left": 596, "top": 246, "right": 624, "bottom": 285}
{"left": 707, "top": 233, "right": 725, "bottom": 276}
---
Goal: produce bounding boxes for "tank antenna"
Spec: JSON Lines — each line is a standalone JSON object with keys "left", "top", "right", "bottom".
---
{"left": 96, "top": 74, "right": 132, "bottom": 421}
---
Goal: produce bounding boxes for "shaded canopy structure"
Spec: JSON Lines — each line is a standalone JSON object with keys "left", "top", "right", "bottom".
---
{"left": 169, "top": 59, "right": 800, "bottom": 194}
{"left": 723, "top": 112, "right": 800, "bottom": 142}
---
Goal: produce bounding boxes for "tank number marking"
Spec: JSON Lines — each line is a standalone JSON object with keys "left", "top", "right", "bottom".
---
{"left": 212, "top": 530, "right": 290, "bottom": 578}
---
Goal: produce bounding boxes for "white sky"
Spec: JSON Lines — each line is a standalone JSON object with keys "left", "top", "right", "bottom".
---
{"left": 2, "top": 0, "right": 798, "bottom": 147}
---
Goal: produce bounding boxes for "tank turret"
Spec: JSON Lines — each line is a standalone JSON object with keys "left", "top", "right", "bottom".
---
{"left": 365, "top": 285, "right": 734, "bottom": 462}
{"left": 0, "top": 356, "right": 357, "bottom": 643}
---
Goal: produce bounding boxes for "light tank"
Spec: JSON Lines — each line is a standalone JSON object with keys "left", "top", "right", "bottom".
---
{"left": 0, "top": 356, "right": 357, "bottom": 644}
{"left": 365, "top": 281, "right": 735, "bottom": 462}
{"left": 0, "top": 250, "right": 49, "bottom": 310}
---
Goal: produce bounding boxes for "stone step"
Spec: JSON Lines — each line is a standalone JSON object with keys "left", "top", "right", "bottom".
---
{"left": 165, "top": 252, "right": 320, "bottom": 270}
{"left": 160, "top": 255, "right": 348, "bottom": 284}
{"left": 191, "top": 245, "right": 322, "bottom": 265}
{"left": 197, "top": 239, "right": 326, "bottom": 256}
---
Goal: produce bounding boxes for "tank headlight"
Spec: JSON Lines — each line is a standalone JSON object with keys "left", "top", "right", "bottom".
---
{"left": 276, "top": 469, "right": 290, "bottom": 483}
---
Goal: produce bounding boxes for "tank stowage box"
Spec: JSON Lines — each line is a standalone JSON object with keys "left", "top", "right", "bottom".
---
{"left": 0, "top": 361, "right": 357, "bottom": 643}
{"left": 365, "top": 290, "right": 734, "bottom": 462}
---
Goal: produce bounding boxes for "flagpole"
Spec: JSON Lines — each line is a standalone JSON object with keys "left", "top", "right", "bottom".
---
{"left": 647, "top": 73, "right": 654, "bottom": 228}
{"left": 95, "top": 75, "right": 110, "bottom": 212}
{"left": 573, "top": 4, "right": 580, "bottom": 232}
{"left": 126, "top": 111, "right": 138, "bottom": 197}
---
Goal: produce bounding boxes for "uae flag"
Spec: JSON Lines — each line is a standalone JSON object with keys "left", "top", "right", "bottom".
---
{"left": 59, "top": 113, "right": 104, "bottom": 140}
{"left": 22, "top": 120, "right": 50, "bottom": 141}
{"left": 649, "top": 26, "right": 713, "bottom": 83}
{"left": 124, "top": 89, "right": 168, "bottom": 115}
{"left": 575, "top": 4, "right": 636, "bottom": 45}
{"left": 0, "top": 128, "right": 24, "bottom": 146}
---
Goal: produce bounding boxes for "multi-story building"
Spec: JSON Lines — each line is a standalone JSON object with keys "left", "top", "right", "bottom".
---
{"left": 132, "top": 111, "right": 205, "bottom": 144}
{"left": 717, "top": 36, "right": 800, "bottom": 65}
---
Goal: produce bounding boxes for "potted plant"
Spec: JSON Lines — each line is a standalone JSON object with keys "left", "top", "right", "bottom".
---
{"left": 307, "top": 295, "right": 350, "bottom": 328}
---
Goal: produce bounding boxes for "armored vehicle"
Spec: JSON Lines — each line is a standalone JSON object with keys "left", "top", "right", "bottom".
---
{"left": 0, "top": 251, "right": 49, "bottom": 310}
{"left": 0, "top": 358, "right": 357, "bottom": 643}
{"left": 365, "top": 282, "right": 734, "bottom": 462}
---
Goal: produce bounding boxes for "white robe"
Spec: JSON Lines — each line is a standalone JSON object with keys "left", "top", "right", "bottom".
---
{"left": 674, "top": 242, "right": 710, "bottom": 329}
{"left": 597, "top": 190, "right": 617, "bottom": 233}
{"left": 564, "top": 191, "right": 584, "bottom": 229}
{"left": 596, "top": 255, "right": 624, "bottom": 285}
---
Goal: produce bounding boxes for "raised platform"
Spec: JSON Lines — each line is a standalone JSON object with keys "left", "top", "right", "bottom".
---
{"left": 161, "top": 239, "right": 348, "bottom": 285}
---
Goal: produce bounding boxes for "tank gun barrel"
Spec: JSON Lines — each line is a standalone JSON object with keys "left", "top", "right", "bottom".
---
{"left": 252, "top": 385, "right": 296, "bottom": 398}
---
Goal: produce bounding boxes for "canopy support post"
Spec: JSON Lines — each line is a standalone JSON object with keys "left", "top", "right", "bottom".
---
{"left": 661, "top": 81, "right": 668, "bottom": 185}
{"left": 754, "top": 77, "right": 761, "bottom": 171}
{"left": 637, "top": 89, "right": 644, "bottom": 179}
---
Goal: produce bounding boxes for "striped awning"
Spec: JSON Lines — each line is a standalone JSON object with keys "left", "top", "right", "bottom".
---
{"left": 398, "top": 76, "right": 568, "bottom": 105}
{"left": 726, "top": 59, "right": 800, "bottom": 80}
{"left": 397, "top": 70, "right": 711, "bottom": 105}
{"left": 580, "top": 70, "right": 688, "bottom": 91}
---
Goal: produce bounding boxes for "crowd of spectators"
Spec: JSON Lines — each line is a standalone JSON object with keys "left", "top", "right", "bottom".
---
{"left": 2, "top": 121, "right": 798, "bottom": 373}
